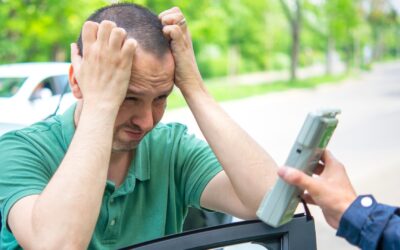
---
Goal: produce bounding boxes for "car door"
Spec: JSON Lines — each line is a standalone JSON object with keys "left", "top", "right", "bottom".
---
{"left": 29, "top": 75, "right": 71, "bottom": 120}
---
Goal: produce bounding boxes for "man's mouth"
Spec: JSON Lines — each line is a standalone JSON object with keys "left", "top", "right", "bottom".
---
{"left": 124, "top": 128, "right": 144, "bottom": 141}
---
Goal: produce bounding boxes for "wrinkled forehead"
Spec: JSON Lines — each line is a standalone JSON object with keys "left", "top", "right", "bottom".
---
{"left": 134, "top": 46, "right": 174, "bottom": 72}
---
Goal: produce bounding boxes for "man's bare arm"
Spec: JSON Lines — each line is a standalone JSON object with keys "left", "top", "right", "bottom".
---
{"left": 8, "top": 21, "right": 137, "bottom": 249}
{"left": 159, "top": 8, "right": 278, "bottom": 219}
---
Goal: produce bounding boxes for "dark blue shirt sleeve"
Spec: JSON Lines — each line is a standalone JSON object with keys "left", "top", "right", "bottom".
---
{"left": 336, "top": 195, "right": 400, "bottom": 250}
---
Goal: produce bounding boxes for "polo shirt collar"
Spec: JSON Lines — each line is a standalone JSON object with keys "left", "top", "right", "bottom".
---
{"left": 60, "top": 103, "right": 76, "bottom": 148}
{"left": 108, "top": 137, "right": 151, "bottom": 197}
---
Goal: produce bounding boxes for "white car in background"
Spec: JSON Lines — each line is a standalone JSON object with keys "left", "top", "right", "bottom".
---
{"left": 0, "top": 62, "right": 76, "bottom": 135}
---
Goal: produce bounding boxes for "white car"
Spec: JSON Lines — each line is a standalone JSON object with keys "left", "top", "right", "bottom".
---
{"left": 0, "top": 62, "right": 76, "bottom": 135}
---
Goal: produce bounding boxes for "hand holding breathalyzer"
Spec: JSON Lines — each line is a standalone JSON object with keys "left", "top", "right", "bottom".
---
{"left": 278, "top": 150, "right": 357, "bottom": 229}
{"left": 257, "top": 109, "right": 340, "bottom": 227}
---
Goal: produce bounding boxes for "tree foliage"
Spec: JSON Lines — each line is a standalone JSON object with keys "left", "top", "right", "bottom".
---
{"left": 0, "top": 0, "right": 398, "bottom": 79}
{"left": 0, "top": 0, "right": 106, "bottom": 62}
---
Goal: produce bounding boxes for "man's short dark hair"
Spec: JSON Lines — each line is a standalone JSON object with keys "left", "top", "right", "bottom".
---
{"left": 77, "top": 3, "right": 170, "bottom": 58}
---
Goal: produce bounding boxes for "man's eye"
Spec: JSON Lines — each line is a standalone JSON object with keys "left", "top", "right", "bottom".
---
{"left": 156, "top": 95, "right": 167, "bottom": 101}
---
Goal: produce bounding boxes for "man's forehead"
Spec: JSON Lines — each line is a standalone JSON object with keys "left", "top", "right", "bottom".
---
{"left": 131, "top": 47, "right": 174, "bottom": 75}
{"left": 126, "top": 78, "right": 174, "bottom": 96}
{"left": 127, "top": 81, "right": 174, "bottom": 97}
{"left": 134, "top": 45, "right": 173, "bottom": 60}
{"left": 127, "top": 48, "right": 174, "bottom": 94}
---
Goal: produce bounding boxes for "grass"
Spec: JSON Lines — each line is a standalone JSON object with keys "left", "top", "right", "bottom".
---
{"left": 166, "top": 73, "right": 349, "bottom": 110}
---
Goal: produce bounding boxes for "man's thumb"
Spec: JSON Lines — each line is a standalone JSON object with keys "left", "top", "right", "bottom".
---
{"left": 278, "top": 166, "right": 313, "bottom": 190}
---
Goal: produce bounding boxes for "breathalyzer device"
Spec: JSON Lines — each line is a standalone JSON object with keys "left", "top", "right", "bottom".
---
{"left": 256, "top": 109, "right": 340, "bottom": 227}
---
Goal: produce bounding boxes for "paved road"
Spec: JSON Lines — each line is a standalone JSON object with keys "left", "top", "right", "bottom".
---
{"left": 205, "top": 62, "right": 345, "bottom": 86}
{"left": 162, "top": 61, "right": 400, "bottom": 249}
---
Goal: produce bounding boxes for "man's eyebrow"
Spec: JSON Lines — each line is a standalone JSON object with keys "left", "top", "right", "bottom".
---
{"left": 126, "top": 87, "right": 174, "bottom": 97}
{"left": 160, "top": 87, "right": 174, "bottom": 96}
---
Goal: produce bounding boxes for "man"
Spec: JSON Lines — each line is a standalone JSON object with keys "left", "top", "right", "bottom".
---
{"left": 0, "top": 3, "right": 277, "bottom": 249}
{"left": 279, "top": 150, "right": 400, "bottom": 250}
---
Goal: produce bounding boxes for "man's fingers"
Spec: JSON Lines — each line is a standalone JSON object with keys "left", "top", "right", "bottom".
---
{"left": 278, "top": 166, "right": 314, "bottom": 191}
{"left": 159, "top": 10, "right": 188, "bottom": 39}
{"left": 160, "top": 13, "right": 185, "bottom": 26}
{"left": 82, "top": 21, "right": 99, "bottom": 55}
{"left": 162, "top": 25, "right": 187, "bottom": 48}
{"left": 301, "top": 193, "right": 317, "bottom": 205}
{"left": 121, "top": 38, "right": 137, "bottom": 66}
{"left": 162, "top": 25, "right": 180, "bottom": 41}
{"left": 321, "top": 149, "right": 337, "bottom": 165}
{"left": 158, "top": 6, "right": 181, "bottom": 20}
{"left": 97, "top": 20, "right": 117, "bottom": 46}
{"left": 321, "top": 149, "right": 345, "bottom": 174}
{"left": 109, "top": 27, "right": 127, "bottom": 51}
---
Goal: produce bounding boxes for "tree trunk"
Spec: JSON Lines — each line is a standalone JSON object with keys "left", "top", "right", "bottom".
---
{"left": 353, "top": 37, "right": 361, "bottom": 70}
{"left": 290, "top": 0, "right": 301, "bottom": 82}
{"left": 325, "top": 35, "right": 334, "bottom": 75}
{"left": 290, "top": 22, "right": 300, "bottom": 81}
{"left": 53, "top": 44, "right": 66, "bottom": 62}
{"left": 227, "top": 45, "right": 240, "bottom": 77}
{"left": 345, "top": 44, "right": 352, "bottom": 72}
{"left": 397, "top": 26, "right": 400, "bottom": 57}
{"left": 278, "top": 0, "right": 302, "bottom": 82}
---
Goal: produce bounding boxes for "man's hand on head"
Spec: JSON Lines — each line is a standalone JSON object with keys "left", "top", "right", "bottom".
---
{"left": 71, "top": 20, "right": 137, "bottom": 110}
{"left": 159, "top": 7, "right": 202, "bottom": 92}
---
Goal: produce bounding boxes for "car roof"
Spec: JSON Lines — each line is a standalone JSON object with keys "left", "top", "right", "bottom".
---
{"left": 0, "top": 62, "right": 70, "bottom": 78}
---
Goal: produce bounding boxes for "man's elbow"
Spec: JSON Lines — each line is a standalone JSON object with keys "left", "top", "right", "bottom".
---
{"left": 19, "top": 234, "right": 89, "bottom": 250}
{"left": 235, "top": 206, "right": 259, "bottom": 220}
{"left": 240, "top": 213, "right": 258, "bottom": 220}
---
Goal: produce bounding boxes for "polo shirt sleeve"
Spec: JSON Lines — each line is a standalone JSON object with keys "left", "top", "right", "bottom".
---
{"left": 336, "top": 195, "right": 400, "bottom": 250}
{"left": 0, "top": 132, "right": 51, "bottom": 228}
{"left": 174, "top": 129, "right": 223, "bottom": 210}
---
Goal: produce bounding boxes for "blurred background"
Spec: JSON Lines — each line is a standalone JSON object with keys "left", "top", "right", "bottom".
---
{"left": 1, "top": 0, "right": 399, "bottom": 79}
{"left": 1, "top": 0, "right": 400, "bottom": 249}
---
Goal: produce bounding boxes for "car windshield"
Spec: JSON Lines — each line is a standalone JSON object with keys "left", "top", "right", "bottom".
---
{"left": 0, "top": 77, "right": 27, "bottom": 97}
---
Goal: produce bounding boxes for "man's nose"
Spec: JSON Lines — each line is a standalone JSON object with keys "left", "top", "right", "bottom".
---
{"left": 130, "top": 104, "right": 154, "bottom": 132}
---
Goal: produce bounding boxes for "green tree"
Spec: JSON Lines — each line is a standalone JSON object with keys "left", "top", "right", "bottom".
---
{"left": 365, "top": 0, "right": 399, "bottom": 60}
{"left": 0, "top": 0, "right": 106, "bottom": 63}
{"left": 0, "top": 0, "right": 398, "bottom": 79}
{"left": 304, "top": 0, "right": 367, "bottom": 72}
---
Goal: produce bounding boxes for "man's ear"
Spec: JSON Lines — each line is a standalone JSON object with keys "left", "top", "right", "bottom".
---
{"left": 69, "top": 64, "right": 83, "bottom": 99}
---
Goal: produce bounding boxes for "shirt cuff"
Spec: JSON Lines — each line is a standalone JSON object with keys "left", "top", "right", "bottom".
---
{"left": 336, "top": 194, "right": 397, "bottom": 250}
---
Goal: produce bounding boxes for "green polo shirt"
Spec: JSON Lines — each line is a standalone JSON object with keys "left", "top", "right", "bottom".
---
{"left": 0, "top": 104, "right": 222, "bottom": 249}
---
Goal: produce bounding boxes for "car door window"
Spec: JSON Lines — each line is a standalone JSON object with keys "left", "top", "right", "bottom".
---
{"left": 30, "top": 75, "right": 69, "bottom": 101}
{"left": 51, "top": 75, "right": 70, "bottom": 95}
{"left": 30, "top": 82, "right": 53, "bottom": 101}
{"left": 0, "top": 77, "right": 27, "bottom": 97}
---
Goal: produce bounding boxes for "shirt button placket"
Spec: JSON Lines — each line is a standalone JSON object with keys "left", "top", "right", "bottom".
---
{"left": 109, "top": 198, "right": 117, "bottom": 227}
{"left": 104, "top": 196, "right": 119, "bottom": 241}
